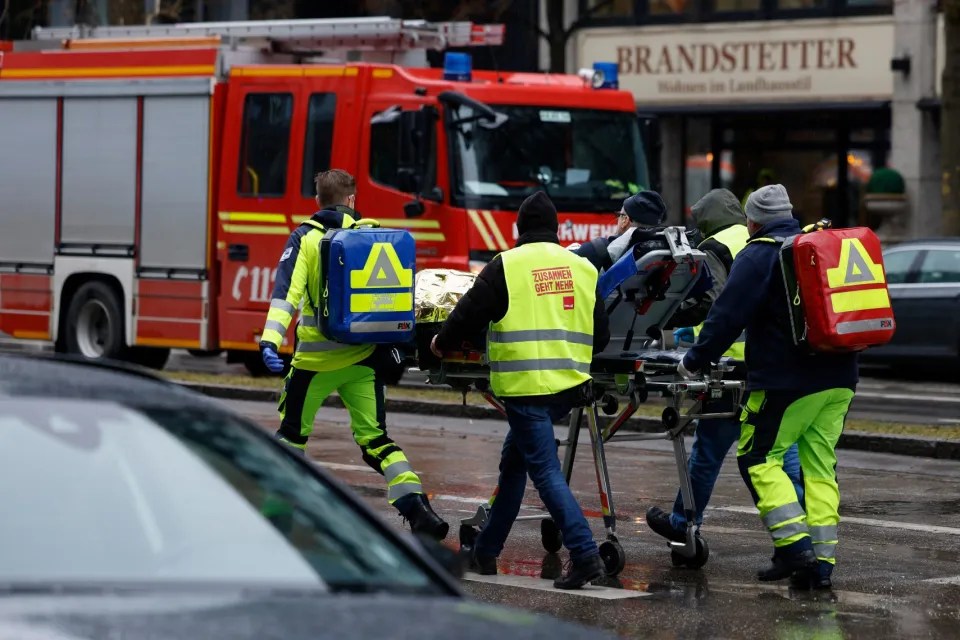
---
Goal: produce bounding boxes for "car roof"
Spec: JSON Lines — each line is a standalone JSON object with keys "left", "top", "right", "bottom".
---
{"left": 886, "top": 237, "right": 960, "bottom": 249}
{"left": 0, "top": 353, "right": 212, "bottom": 409}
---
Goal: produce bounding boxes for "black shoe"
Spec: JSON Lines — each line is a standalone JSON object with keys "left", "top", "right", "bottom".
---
{"left": 468, "top": 550, "right": 498, "bottom": 576}
{"left": 554, "top": 555, "right": 604, "bottom": 590}
{"left": 757, "top": 548, "right": 818, "bottom": 582}
{"left": 646, "top": 506, "right": 686, "bottom": 543}
{"left": 396, "top": 494, "right": 449, "bottom": 541}
{"left": 789, "top": 560, "right": 834, "bottom": 590}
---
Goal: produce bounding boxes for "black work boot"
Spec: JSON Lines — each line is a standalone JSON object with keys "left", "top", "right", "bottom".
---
{"left": 789, "top": 560, "right": 834, "bottom": 590}
{"left": 468, "top": 550, "right": 498, "bottom": 576}
{"left": 554, "top": 554, "right": 604, "bottom": 590}
{"left": 758, "top": 546, "right": 819, "bottom": 582}
{"left": 646, "top": 506, "right": 686, "bottom": 543}
{"left": 395, "top": 494, "right": 449, "bottom": 541}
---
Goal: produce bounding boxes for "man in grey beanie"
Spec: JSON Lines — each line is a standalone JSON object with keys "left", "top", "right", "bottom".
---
{"left": 677, "top": 183, "right": 859, "bottom": 591}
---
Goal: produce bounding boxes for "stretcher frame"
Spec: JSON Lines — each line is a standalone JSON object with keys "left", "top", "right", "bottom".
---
{"left": 419, "top": 227, "right": 745, "bottom": 575}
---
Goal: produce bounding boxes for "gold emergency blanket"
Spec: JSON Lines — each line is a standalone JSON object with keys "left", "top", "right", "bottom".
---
{"left": 415, "top": 269, "right": 477, "bottom": 324}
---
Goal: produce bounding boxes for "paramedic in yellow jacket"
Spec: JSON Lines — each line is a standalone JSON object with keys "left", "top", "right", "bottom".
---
{"left": 259, "top": 169, "right": 448, "bottom": 540}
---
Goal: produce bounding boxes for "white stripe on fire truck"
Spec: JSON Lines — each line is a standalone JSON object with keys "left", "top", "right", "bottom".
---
{"left": 467, "top": 209, "right": 496, "bottom": 251}
{"left": 480, "top": 210, "right": 509, "bottom": 251}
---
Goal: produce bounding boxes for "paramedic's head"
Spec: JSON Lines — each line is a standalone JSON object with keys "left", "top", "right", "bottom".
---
{"left": 315, "top": 169, "right": 356, "bottom": 210}
{"left": 690, "top": 189, "right": 746, "bottom": 236}
{"left": 618, "top": 191, "right": 667, "bottom": 234}
{"left": 744, "top": 184, "right": 793, "bottom": 234}
{"left": 516, "top": 191, "right": 558, "bottom": 240}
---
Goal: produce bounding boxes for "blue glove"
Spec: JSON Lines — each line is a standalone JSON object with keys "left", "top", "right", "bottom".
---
{"left": 261, "top": 346, "right": 285, "bottom": 373}
{"left": 673, "top": 327, "right": 695, "bottom": 345}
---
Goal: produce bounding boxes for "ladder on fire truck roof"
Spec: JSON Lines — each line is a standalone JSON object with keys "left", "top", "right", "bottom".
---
{"left": 31, "top": 17, "right": 505, "bottom": 53}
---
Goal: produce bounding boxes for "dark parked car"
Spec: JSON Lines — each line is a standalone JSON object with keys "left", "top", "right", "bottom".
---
{"left": 862, "top": 239, "right": 960, "bottom": 364}
{"left": 0, "top": 354, "right": 613, "bottom": 640}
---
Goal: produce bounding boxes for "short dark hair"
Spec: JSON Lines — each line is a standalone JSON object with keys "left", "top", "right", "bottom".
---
{"left": 315, "top": 169, "right": 356, "bottom": 207}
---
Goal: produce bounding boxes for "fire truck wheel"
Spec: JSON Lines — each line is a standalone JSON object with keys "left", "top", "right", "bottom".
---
{"left": 65, "top": 281, "right": 127, "bottom": 362}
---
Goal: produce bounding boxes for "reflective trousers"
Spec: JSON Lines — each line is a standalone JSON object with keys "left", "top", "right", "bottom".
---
{"left": 670, "top": 416, "right": 803, "bottom": 531}
{"left": 276, "top": 351, "right": 424, "bottom": 506}
{"left": 737, "top": 388, "right": 854, "bottom": 565}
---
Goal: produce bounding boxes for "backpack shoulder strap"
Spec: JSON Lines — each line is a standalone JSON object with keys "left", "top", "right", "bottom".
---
{"left": 746, "top": 235, "right": 785, "bottom": 246}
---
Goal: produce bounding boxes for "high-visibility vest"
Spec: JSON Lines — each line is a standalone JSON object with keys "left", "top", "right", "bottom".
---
{"left": 488, "top": 243, "right": 597, "bottom": 398}
{"left": 693, "top": 224, "right": 749, "bottom": 361}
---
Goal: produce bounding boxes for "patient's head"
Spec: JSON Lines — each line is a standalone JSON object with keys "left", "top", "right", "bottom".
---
{"left": 618, "top": 191, "right": 667, "bottom": 234}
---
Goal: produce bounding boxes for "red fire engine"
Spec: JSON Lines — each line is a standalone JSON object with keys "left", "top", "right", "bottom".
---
{"left": 0, "top": 18, "right": 650, "bottom": 373}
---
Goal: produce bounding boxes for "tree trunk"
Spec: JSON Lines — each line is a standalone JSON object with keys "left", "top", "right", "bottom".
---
{"left": 942, "top": 0, "right": 960, "bottom": 235}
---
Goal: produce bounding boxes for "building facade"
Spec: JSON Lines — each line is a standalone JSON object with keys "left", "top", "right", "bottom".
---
{"left": 572, "top": 0, "right": 943, "bottom": 238}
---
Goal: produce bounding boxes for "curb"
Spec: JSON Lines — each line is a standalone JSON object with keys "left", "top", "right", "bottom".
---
{"left": 179, "top": 382, "right": 960, "bottom": 461}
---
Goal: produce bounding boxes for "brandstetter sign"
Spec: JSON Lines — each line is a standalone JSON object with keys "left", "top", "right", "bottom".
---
{"left": 575, "top": 17, "right": 895, "bottom": 105}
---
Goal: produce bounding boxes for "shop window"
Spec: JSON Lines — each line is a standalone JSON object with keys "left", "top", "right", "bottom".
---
{"left": 649, "top": 0, "right": 696, "bottom": 16}
{"left": 776, "top": 0, "right": 827, "bottom": 9}
{"left": 301, "top": 93, "right": 337, "bottom": 197}
{"left": 918, "top": 250, "right": 960, "bottom": 284}
{"left": 237, "top": 93, "right": 293, "bottom": 198}
{"left": 843, "top": 0, "right": 892, "bottom": 8}
{"left": 712, "top": 0, "right": 761, "bottom": 11}
{"left": 584, "top": 0, "right": 635, "bottom": 16}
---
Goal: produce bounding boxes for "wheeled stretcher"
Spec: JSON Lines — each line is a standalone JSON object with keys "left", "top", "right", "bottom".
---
{"left": 413, "top": 228, "right": 745, "bottom": 576}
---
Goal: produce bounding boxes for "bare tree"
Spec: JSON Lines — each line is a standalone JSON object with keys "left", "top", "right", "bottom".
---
{"left": 944, "top": 0, "right": 960, "bottom": 234}
{"left": 500, "top": 0, "right": 615, "bottom": 73}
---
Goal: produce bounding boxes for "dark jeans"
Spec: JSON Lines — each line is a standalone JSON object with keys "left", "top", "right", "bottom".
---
{"left": 670, "top": 416, "right": 804, "bottom": 531}
{"left": 475, "top": 400, "right": 599, "bottom": 562}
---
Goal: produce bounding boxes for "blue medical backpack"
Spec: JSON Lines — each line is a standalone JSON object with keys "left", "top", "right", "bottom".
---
{"left": 316, "top": 222, "right": 416, "bottom": 345}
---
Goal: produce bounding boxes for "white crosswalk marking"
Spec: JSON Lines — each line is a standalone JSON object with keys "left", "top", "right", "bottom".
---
{"left": 715, "top": 506, "right": 960, "bottom": 536}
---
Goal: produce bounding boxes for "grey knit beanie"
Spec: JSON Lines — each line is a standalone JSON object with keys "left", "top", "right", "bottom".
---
{"left": 745, "top": 184, "right": 793, "bottom": 224}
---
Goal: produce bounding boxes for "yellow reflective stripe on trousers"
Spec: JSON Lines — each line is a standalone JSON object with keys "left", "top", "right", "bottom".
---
{"left": 770, "top": 520, "right": 810, "bottom": 541}
{"left": 487, "top": 328, "right": 593, "bottom": 346}
{"left": 810, "top": 524, "right": 838, "bottom": 560}
{"left": 388, "top": 482, "right": 422, "bottom": 501}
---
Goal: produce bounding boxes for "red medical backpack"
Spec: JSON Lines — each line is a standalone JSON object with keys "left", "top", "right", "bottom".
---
{"left": 774, "top": 223, "right": 895, "bottom": 353}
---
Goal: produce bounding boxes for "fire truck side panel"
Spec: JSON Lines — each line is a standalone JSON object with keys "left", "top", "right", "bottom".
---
{"left": 0, "top": 274, "right": 53, "bottom": 341}
{"left": 135, "top": 279, "right": 208, "bottom": 349}
{"left": 60, "top": 97, "right": 138, "bottom": 247}
{"left": 139, "top": 95, "right": 211, "bottom": 270}
{"left": 0, "top": 98, "right": 57, "bottom": 266}
{"left": 134, "top": 91, "right": 215, "bottom": 351}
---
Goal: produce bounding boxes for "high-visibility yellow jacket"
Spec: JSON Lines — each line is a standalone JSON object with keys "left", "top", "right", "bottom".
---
{"left": 259, "top": 206, "right": 374, "bottom": 372}
{"left": 693, "top": 223, "right": 749, "bottom": 361}
{"left": 488, "top": 242, "right": 597, "bottom": 397}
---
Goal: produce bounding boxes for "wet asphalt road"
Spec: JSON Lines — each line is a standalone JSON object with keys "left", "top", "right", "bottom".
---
{"left": 226, "top": 397, "right": 960, "bottom": 640}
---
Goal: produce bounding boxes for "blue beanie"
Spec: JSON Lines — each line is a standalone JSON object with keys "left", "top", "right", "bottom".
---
{"left": 622, "top": 191, "right": 667, "bottom": 226}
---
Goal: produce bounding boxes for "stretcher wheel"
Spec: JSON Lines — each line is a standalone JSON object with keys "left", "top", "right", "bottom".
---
{"left": 459, "top": 524, "right": 479, "bottom": 550}
{"left": 670, "top": 535, "right": 709, "bottom": 569}
{"left": 599, "top": 540, "right": 626, "bottom": 576}
{"left": 540, "top": 518, "right": 563, "bottom": 553}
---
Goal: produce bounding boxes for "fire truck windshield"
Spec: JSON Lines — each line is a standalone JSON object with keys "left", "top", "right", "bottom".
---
{"left": 446, "top": 103, "right": 649, "bottom": 213}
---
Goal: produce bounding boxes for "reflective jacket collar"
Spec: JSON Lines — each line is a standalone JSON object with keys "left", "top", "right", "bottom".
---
{"left": 312, "top": 205, "right": 359, "bottom": 230}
